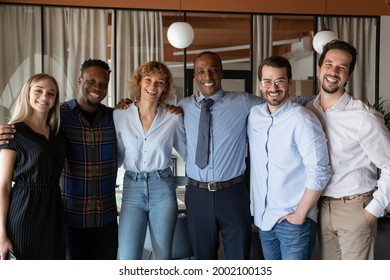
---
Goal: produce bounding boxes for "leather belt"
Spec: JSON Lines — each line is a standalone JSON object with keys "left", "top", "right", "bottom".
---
{"left": 187, "top": 175, "right": 245, "bottom": 191}
{"left": 321, "top": 191, "right": 374, "bottom": 201}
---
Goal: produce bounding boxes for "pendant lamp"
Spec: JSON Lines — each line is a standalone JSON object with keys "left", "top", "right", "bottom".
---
{"left": 167, "top": 1, "right": 194, "bottom": 49}
{"left": 167, "top": 21, "right": 194, "bottom": 49}
{"left": 312, "top": 30, "right": 338, "bottom": 54}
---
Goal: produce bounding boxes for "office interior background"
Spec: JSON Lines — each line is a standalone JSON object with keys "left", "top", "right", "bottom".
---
{"left": 1, "top": 0, "right": 390, "bottom": 259}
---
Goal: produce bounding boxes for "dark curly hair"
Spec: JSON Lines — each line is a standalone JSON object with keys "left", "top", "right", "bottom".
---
{"left": 80, "top": 59, "right": 111, "bottom": 77}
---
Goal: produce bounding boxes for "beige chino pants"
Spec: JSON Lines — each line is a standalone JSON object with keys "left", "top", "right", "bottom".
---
{"left": 318, "top": 194, "right": 377, "bottom": 260}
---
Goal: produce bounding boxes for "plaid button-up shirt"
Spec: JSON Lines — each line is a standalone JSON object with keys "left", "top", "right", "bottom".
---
{"left": 60, "top": 99, "right": 118, "bottom": 228}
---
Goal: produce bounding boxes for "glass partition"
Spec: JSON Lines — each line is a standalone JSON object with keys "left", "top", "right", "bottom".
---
{"left": 164, "top": 12, "right": 251, "bottom": 101}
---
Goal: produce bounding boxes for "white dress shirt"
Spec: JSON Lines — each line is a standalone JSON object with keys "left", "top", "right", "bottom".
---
{"left": 310, "top": 92, "right": 390, "bottom": 217}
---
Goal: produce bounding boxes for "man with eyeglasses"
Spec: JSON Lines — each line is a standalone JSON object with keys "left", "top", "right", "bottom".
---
{"left": 247, "top": 55, "right": 331, "bottom": 260}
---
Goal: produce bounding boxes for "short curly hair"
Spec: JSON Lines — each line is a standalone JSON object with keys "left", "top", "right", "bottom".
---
{"left": 80, "top": 59, "right": 111, "bottom": 77}
{"left": 129, "top": 61, "right": 174, "bottom": 106}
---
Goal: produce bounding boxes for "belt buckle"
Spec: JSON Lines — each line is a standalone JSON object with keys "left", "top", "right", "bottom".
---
{"left": 208, "top": 182, "right": 217, "bottom": 191}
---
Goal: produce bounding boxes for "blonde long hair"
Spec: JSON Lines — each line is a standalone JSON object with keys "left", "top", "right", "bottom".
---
{"left": 9, "top": 73, "right": 61, "bottom": 134}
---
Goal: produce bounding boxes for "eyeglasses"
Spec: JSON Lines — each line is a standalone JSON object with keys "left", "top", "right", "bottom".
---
{"left": 260, "top": 79, "right": 287, "bottom": 89}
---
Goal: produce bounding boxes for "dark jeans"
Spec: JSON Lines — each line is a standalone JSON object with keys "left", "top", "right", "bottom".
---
{"left": 65, "top": 220, "right": 118, "bottom": 260}
{"left": 185, "top": 181, "right": 251, "bottom": 260}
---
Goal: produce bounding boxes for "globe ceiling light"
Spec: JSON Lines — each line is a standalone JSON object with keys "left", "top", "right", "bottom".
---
{"left": 312, "top": 30, "right": 339, "bottom": 54}
{"left": 167, "top": 21, "right": 194, "bottom": 49}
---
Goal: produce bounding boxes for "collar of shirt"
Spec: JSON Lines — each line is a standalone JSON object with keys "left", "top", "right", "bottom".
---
{"left": 67, "top": 99, "right": 81, "bottom": 111}
{"left": 196, "top": 88, "right": 224, "bottom": 105}
{"left": 331, "top": 92, "right": 352, "bottom": 111}
{"left": 260, "top": 98, "right": 293, "bottom": 118}
{"left": 66, "top": 98, "right": 108, "bottom": 114}
{"left": 314, "top": 91, "right": 352, "bottom": 112}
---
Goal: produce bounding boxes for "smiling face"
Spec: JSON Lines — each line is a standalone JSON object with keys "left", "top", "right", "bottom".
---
{"left": 29, "top": 78, "right": 58, "bottom": 114}
{"left": 139, "top": 71, "right": 166, "bottom": 104}
{"left": 317, "top": 49, "right": 352, "bottom": 96}
{"left": 193, "top": 53, "right": 223, "bottom": 97}
{"left": 259, "top": 65, "right": 290, "bottom": 113}
{"left": 77, "top": 66, "right": 110, "bottom": 111}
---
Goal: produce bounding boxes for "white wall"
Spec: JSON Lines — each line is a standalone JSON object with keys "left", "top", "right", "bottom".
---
{"left": 290, "top": 55, "right": 314, "bottom": 81}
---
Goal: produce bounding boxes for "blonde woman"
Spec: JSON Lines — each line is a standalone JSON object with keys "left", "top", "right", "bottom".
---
{"left": 0, "top": 73, "right": 66, "bottom": 260}
{"left": 114, "top": 61, "right": 186, "bottom": 259}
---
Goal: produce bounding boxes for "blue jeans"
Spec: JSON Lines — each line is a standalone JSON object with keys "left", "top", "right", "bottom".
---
{"left": 118, "top": 168, "right": 178, "bottom": 260}
{"left": 259, "top": 218, "right": 317, "bottom": 260}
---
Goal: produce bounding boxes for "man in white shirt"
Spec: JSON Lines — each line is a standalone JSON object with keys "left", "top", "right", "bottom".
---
{"left": 308, "top": 40, "right": 390, "bottom": 260}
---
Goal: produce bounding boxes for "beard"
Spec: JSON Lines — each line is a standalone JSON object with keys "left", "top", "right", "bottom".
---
{"left": 265, "top": 91, "right": 289, "bottom": 107}
{"left": 321, "top": 83, "right": 340, "bottom": 94}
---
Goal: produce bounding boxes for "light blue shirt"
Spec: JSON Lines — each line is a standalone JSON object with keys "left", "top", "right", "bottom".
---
{"left": 113, "top": 104, "right": 186, "bottom": 172}
{"left": 178, "top": 89, "right": 263, "bottom": 182}
{"left": 247, "top": 99, "right": 331, "bottom": 231}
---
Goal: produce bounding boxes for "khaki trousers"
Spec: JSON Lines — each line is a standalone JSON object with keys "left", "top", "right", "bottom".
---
{"left": 318, "top": 194, "right": 377, "bottom": 260}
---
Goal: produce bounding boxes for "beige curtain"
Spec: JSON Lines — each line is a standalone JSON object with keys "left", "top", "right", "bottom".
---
{"left": 0, "top": 6, "right": 108, "bottom": 112}
{"left": 252, "top": 15, "right": 273, "bottom": 96}
{"left": 317, "top": 17, "right": 376, "bottom": 102}
{"left": 44, "top": 7, "right": 108, "bottom": 103}
{"left": 0, "top": 5, "right": 42, "bottom": 121}
{"left": 1, "top": 5, "right": 164, "bottom": 110}
{"left": 113, "top": 10, "right": 164, "bottom": 101}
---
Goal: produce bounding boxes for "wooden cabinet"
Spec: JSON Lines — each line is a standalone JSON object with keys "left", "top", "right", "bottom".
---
{"left": 327, "top": 0, "right": 390, "bottom": 16}
{"left": 183, "top": 0, "right": 326, "bottom": 15}
{"left": 3, "top": 0, "right": 390, "bottom": 15}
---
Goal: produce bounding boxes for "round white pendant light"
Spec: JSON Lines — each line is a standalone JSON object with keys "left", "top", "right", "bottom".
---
{"left": 167, "top": 22, "right": 194, "bottom": 49}
{"left": 312, "top": 30, "right": 339, "bottom": 54}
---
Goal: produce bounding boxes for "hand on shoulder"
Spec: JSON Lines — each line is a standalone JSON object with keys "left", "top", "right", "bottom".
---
{"left": 166, "top": 104, "right": 183, "bottom": 115}
{"left": 114, "top": 98, "right": 132, "bottom": 110}
{"left": 0, "top": 124, "right": 16, "bottom": 145}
